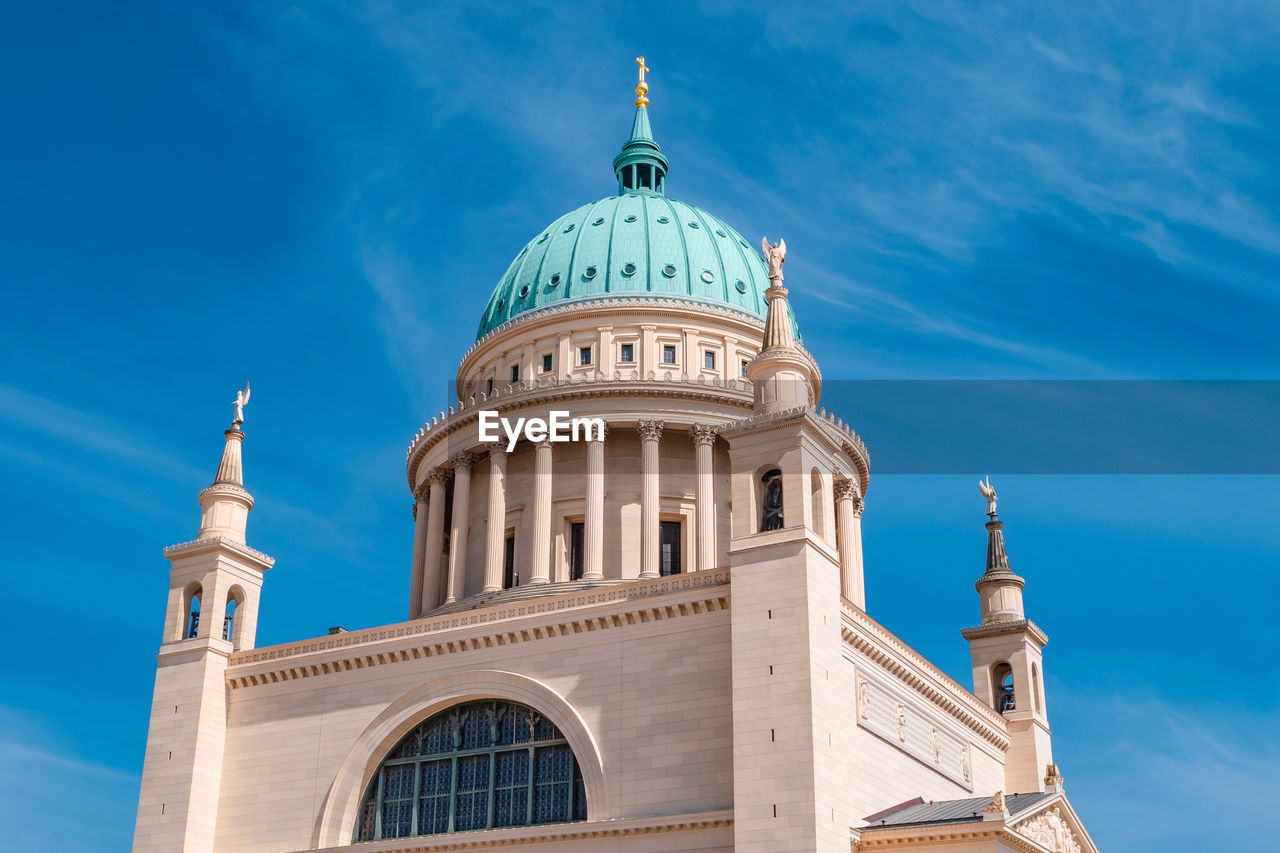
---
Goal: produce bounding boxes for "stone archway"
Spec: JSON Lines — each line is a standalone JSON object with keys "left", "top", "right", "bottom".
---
{"left": 312, "top": 670, "right": 607, "bottom": 847}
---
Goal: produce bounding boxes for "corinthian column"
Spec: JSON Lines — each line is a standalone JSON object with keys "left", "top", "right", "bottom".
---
{"left": 529, "top": 439, "right": 553, "bottom": 584}
{"left": 692, "top": 424, "right": 718, "bottom": 571}
{"left": 835, "top": 475, "right": 865, "bottom": 609}
{"left": 421, "top": 467, "right": 449, "bottom": 613}
{"left": 482, "top": 443, "right": 508, "bottom": 592}
{"left": 584, "top": 426, "right": 607, "bottom": 579}
{"left": 637, "top": 420, "right": 664, "bottom": 579}
{"left": 409, "top": 484, "right": 429, "bottom": 619}
{"left": 445, "top": 453, "right": 476, "bottom": 603}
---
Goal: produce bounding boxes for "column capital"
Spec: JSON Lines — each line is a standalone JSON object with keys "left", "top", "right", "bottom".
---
{"left": 851, "top": 497, "right": 865, "bottom": 518}
{"left": 448, "top": 451, "right": 478, "bottom": 470}
{"left": 411, "top": 502, "right": 418, "bottom": 521}
{"left": 691, "top": 423, "right": 719, "bottom": 446}
{"left": 482, "top": 441, "right": 506, "bottom": 458}
{"left": 589, "top": 423, "right": 609, "bottom": 443}
{"left": 426, "top": 466, "right": 451, "bottom": 486}
{"left": 413, "top": 480, "right": 431, "bottom": 501}
{"left": 596, "top": 324, "right": 614, "bottom": 332}
{"left": 834, "top": 477, "right": 859, "bottom": 502}
{"left": 640, "top": 323, "right": 658, "bottom": 332}
{"left": 534, "top": 438, "right": 554, "bottom": 451}
{"left": 637, "top": 419, "right": 665, "bottom": 442}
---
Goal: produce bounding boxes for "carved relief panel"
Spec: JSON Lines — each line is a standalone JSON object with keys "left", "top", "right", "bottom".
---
{"left": 1015, "top": 807, "right": 1083, "bottom": 853}
{"left": 855, "top": 671, "right": 974, "bottom": 791}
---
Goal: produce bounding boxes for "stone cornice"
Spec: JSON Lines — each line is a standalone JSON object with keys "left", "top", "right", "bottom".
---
{"left": 162, "top": 536, "right": 275, "bottom": 568}
{"left": 716, "top": 405, "right": 872, "bottom": 496}
{"left": 961, "top": 618, "right": 1049, "bottom": 646}
{"left": 841, "top": 603, "right": 1010, "bottom": 750}
{"left": 300, "top": 810, "right": 732, "bottom": 853}
{"left": 226, "top": 569, "right": 731, "bottom": 689}
{"left": 854, "top": 821, "right": 1047, "bottom": 852}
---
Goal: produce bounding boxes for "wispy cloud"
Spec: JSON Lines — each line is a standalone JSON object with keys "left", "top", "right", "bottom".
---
{"left": 1054, "top": 685, "right": 1280, "bottom": 849}
{"left": 0, "top": 383, "right": 206, "bottom": 485}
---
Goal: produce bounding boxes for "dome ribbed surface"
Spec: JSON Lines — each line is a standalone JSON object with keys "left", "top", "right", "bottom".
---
{"left": 475, "top": 192, "right": 800, "bottom": 341}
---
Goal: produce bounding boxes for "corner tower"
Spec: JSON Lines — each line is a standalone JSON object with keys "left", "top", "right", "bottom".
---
{"left": 962, "top": 478, "right": 1053, "bottom": 795}
{"left": 724, "top": 251, "right": 858, "bottom": 853}
{"left": 132, "top": 391, "right": 273, "bottom": 853}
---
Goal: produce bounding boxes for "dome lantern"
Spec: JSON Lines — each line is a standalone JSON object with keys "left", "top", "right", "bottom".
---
{"left": 612, "top": 57, "right": 668, "bottom": 194}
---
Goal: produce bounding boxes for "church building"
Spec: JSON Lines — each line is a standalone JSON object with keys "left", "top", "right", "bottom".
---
{"left": 132, "top": 62, "right": 1098, "bottom": 853}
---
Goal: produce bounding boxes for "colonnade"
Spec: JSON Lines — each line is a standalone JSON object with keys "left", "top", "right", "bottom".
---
{"left": 408, "top": 423, "right": 868, "bottom": 618}
{"left": 409, "top": 421, "right": 722, "bottom": 617}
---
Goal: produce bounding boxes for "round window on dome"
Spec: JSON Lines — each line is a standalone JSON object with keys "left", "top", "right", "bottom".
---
{"left": 563, "top": 224, "right": 575, "bottom": 233}
{"left": 496, "top": 298, "right": 504, "bottom": 312}
{"left": 624, "top": 214, "right": 638, "bottom": 223}
{"left": 735, "top": 280, "right": 747, "bottom": 293}
{"left": 519, "top": 284, "right": 530, "bottom": 297}
{"left": 687, "top": 221, "right": 699, "bottom": 229}
{"left": 701, "top": 270, "right": 715, "bottom": 283}
{"left": 550, "top": 273, "right": 561, "bottom": 286}
{"left": 538, "top": 234, "right": 549, "bottom": 243}
{"left": 657, "top": 216, "right": 670, "bottom": 224}
{"left": 622, "top": 263, "right": 637, "bottom": 277}
{"left": 592, "top": 217, "right": 605, "bottom": 226}
{"left": 583, "top": 266, "right": 597, "bottom": 279}
{"left": 662, "top": 264, "right": 677, "bottom": 278}
{"left": 716, "top": 229, "right": 728, "bottom": 237}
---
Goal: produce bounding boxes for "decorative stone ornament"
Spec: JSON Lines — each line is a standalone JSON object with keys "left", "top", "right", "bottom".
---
{"left": 982, "top": 790, "right": 1009, "bottom": 820}
{"left": 1015, "top": 807, "right": 1082, "bottom": 853}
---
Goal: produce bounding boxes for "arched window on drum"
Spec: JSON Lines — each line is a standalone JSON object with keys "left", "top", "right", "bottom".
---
{"left": 355, "top": 700, "right": 587, "bottom": 841}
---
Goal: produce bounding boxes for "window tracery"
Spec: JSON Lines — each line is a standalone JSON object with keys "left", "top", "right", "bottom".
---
{"left": 355, "top": 700, "right": 586, "bottom": 841}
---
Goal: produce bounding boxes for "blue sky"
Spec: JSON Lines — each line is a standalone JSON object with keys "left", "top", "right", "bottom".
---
{"left": 2, "top": 2, "right": 1278, "bottom": 850}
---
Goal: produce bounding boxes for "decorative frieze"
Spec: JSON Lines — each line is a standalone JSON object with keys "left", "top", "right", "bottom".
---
{"left": 842, "top": 603, "right": 1010, "bottom": 749}
{"left": 856, "top": 671, "right": 974, "bottom": 790}
{"left": 1015, "top": 807, "right": 1082, "bottom": 853}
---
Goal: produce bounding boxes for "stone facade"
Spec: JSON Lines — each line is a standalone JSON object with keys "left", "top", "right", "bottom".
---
{"left": 131, "top": 91, "right": 1096, "bottom": 853}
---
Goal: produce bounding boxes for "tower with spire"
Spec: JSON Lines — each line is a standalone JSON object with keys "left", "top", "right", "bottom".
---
{"left": 962, "top": 479, "right": 1054, "bottom": 795}
{"left": 132, "top": 394, "right": 273, "bottom": 853}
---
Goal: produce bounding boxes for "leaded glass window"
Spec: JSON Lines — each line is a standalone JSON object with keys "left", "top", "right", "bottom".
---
{"left": 355, "top": 700, "right": 586, "bottom": 841}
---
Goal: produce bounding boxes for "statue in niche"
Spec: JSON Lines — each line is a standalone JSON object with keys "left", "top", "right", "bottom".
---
{"left": 857, "top": 680, "right": 870, "bottom": 720}
{"left": 930, "top": 726, "right": 940, "bottom": 762}
{"left": 960, "top": 744, "right": 971, "bottom": 782}
{"left": 895, "top": 702, "right": 906, "bottom": 741}
{"left": 760, "top": 468, "right": 784, "bottom": 531}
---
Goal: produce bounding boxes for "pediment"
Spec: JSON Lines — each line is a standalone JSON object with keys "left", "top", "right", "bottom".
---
{"left": 1011, "top": 796, "right": 1097, "bottom": 853}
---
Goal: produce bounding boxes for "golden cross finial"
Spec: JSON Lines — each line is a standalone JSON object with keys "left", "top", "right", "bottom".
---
{"left": 634, "top": 56, "right": 650, "bottom": 107}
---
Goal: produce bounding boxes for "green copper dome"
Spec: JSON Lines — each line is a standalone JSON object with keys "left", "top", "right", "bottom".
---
{"left": 475, "top": 106, "right": 800, "bottom": 342}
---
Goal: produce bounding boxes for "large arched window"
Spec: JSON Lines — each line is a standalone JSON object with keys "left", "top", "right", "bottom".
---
{"left": 355, "top": 700, "right": 586, "bottom": 841}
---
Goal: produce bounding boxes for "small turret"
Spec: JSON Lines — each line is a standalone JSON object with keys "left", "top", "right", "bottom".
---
{"left": 745, "top": 238, "right": 818, "bottom": 414}
{"left": 975, "top": 476, "right": 1025, "bottom": 624}
{"left": 197, "top": 426, "right": 254, "bottom": 543}
{"left": 961, "top": 478, "right": 1054, "bottom": 794}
